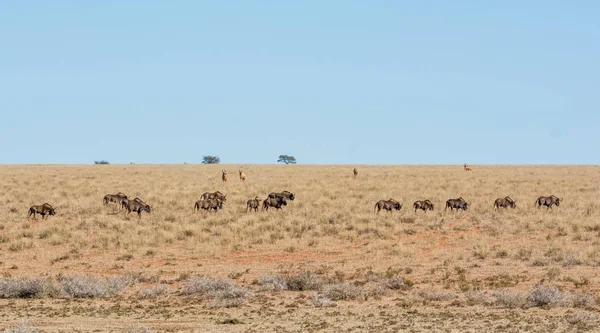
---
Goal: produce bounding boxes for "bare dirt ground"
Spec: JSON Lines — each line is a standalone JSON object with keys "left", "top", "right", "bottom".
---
{"left": 0, "top": 165, "right": 599, "bottom": 332}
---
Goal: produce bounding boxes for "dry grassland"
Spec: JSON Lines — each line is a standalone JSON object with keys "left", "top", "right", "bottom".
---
{"left": 1, "top": 164, "right": 599, "bottom": 332}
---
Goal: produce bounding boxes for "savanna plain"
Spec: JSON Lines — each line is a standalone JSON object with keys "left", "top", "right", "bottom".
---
{"left": 1, "top": 165, "right": 600, "bottom": 332}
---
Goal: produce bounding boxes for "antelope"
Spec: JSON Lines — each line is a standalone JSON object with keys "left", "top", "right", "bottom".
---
{"left": 374, "top": 199, "right": 402, "bottom": 215}
{"left": 535, "top": 195, "right": 560, "bottom": 209}
{"left": 222, "top": 169, "right": 227, "bottom": 182}
{"left": 353, "top": 168, "right": 358, "bottom": 177}
{"left": 239, "top": 169, "right": 246, "bottom": 182}
{"left": 28, "top": 203, "right": 56, "bottom": 220}
{"left": 464, "top": 164, "right": 472, "bottom": 171}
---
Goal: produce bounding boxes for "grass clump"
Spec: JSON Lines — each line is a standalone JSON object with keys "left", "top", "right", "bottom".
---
{"left": 323, "top": 282, "right": 364, "bottom": 301}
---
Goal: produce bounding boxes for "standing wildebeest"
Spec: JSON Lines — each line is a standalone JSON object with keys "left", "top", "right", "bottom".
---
{"left": 200, "top": 191, "right": 227, "bottom": 203}
{"left": 28, "top": 203, "right": 56, "bottom": 220}
{"left": 413, "top": 200, "right": 434, "bottom": 213}
{"left": 353, "top": 168, "right": 358, "bottom": 177}
{"left": 374, "top": 199, "right": 402, "bottom": 215}
{"left": 104, "top": 192, "right": 128, "bottom": 205}
{"left": 446, "top": 197, "right": 469, "bottom": 211}
{"left": 239, "top": 169, "right": 246, "bottom": 182}
{"left": 268, "top": 191, "right": 295, "bottom": 201}
{"left": 464, "top": 164, "right": 472, "bottom": 171}
{"left": 194, "top": 198, "right": 223, "bottom": 212}
{"left": 222, "top": 169, "right": 227, "bottom": 182}
{"left": 124, "top": 200, "right": 151, "bottom": 217}
{"left": 246, "top": 196, "right": 261, "bottom": 213}
{"left": 494, "top": 196, "right": 516, "bottom": 209}
{"left": 262, "top": 196, "right": 287, "bottom": 211}
{"left": 535, "top": 195, "right": 560, "bottom": 209}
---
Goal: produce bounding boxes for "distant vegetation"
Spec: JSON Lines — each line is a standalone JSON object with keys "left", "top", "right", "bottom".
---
{"left": 202, "top": 156, "right": 220, "bottom": 164}
{"left": 94, "top": 160, "right": 110, "bottom": 165}
{"left": 278, "top": 155, "right": 297, "bottom": 164}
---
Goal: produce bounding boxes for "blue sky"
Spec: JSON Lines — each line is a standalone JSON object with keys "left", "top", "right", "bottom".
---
{"left": 1, "top": 1, "right": 599, "bottom": 164}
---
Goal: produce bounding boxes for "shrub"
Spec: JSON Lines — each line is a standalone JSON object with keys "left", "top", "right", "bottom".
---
{"left": 182, "top": 277, "right": 251, "bottom": 308}
{"left": 0, "top": 278, "right": 58, "bottom": 298}
{"left": 3, "top": 320, "right": 40, "bottom": 333}
{"left": 59, "top": 275, "right": 133, "bottom": 298}
{"left": 323, "top": 283, "right": 364, "bottom": 301}
{"left": 94, "top": 160, "right": 109, "bottom": 165}
{"left": 571, "top": 293, "right": 595, "bottom": 309}
{"left": 282, "top": 270, "right": 323, "bottom": 291}
{"left": 527, "top": 285, "right": 568, "bottom": 308}
{"left": 258, "top": 275, "right": 287, "bottom": 291}
{"left": 493, "top": 289, "right": 526, "bottom": 308}
{"left": 138, "top": 285, "right": 172, "bottom": 299}
{"left": 419, "top": 289, "right": 457, "bottom": 302}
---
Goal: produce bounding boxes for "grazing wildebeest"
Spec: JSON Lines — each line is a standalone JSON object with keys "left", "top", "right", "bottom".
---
{"left": 28, "top": 203, "right": 56, "bottom": 220}
{"left": 374, "top": 199, "right": 402, "bottom": 215}
{"left": 222, "top": 169, "right": 227, "bottom": 182}
{"left": 268, "top": 191, "right": 295, "bottom": 201}
{"left": 200, "top": 191, "right": 227, "bottom": 203}
{"left": 262, "top": 196, "right": 287, "bottom": 211}
{"left": 353, "top": 168, "right": 358, "bottom": 177}
{"left": 535, "top": 195, "right": 560, "bottom": 209}
{"left": 464, "top": 164, "right": 472, "bottom": 171}
{"left": 445, "top": 197, "right": 469, "bottom": 211}
{"left": 239, "top": 169, "right": 246, "bottom": 182}
{"left": 103, "top": 192, "right": 128, "bottom": 207}
{"left": 494, "top": 196, "right": 516, "bottom": 209}
{"left": 413, "top": 200, "right": 434, "bottom": 213}
{"left": 124, "top": 200, "right": 151, "bottom": 217}
{"left": 194, "top": 198, "right": 223, "bottom": 212}
{"left": 246, "top": 196, "right": 261, "bottom": 213}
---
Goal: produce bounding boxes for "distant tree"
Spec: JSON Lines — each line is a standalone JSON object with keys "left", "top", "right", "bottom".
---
{"left": 202, "top": 156, "right": 220, "bottom": 164}
{"left": 94, "top": 160, "right": 110, "bottom": 165}
{"left": 277, "top": 155, "right": 297, "bottom": 164}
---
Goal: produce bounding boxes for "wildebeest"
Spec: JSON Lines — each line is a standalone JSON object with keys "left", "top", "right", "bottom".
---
{"left": 194, "top": 198, "right": 223, "bottom": 212}
{"left": 535, "top": 195, "right": 560, "bottom": 209}
{"left": 124, "top": 200, "right": 151, "bottom": 217}
{"left": 464, "top": 164, "right": 472, "bottom": 171}
{"left": 262, "top": 196, "right": 287, "bottom": 211}
{"left": 222, "top": 169, "right": 227, "bottom": 182}
{"left": 494, "top": 196, "right": 516, "bottom": 209}
{"left": 239, "top": 169, "right": 246, "bottom": 182}
{"left": 353, "top": 168, "right": 358, "bottom": 177}
{"left": 413, "top": 200, "right": 434, "bottom": 213}
{"left": 200, "top": 191, "right": 227, "bottom": 203}
{"left": 246, "top": 196, "right": 261, "bottom": 213}
{"left": 446, "top": 197, "right": 469, "bottom": 211}
{"left": 268, "top": 191, "right": 295, "bottom": 201}
{"left": 103, "top": 192, "right": 128, "bottom": 207}
{"left": 28, "top": 203, "right": 56, "bottom": 220}
{"left": 374, "top": 199, "right": 402, "bottom": 215}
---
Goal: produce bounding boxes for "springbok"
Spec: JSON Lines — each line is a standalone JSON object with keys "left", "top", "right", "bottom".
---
{"left": 222, "top": 169, "right": 227, "bottom": 182}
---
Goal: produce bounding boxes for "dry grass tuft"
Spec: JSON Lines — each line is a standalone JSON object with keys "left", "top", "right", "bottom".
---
{"left": 59, "top": 275, "right": 134, "bottom": 298}
{"left": 182, "top": 276, "right": 251, "bottom": 307}
{"left": 0, "top": 278, "right": 59, "bottom": 299}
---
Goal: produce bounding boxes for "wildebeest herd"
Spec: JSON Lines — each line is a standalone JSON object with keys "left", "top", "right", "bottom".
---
{"left": 26, "top": 168, "right": 562, "bottom": 220}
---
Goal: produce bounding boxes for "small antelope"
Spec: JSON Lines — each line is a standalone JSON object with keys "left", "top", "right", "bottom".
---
{"left": 464, "top": 164, "right": 472, "bottom": 171}
{"left": 353, "top": 168, "right": 358, "bottom": 177}
{"left": 222, "top": 169, "right": 227, "bottom": 182}
{"left": 239, "top": 169, "right": 246, "bottom": 182}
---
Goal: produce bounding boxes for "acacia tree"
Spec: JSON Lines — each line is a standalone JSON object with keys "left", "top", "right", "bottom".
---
{"left": 277, "top": 155, "right": 297, "bottom": 164}
{"left": 202, "top": 156, "right": 220, "bottom": 164}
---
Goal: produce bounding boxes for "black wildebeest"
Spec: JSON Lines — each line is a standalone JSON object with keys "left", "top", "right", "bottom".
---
{"left": 28, "top": 203, "right": 56, "bottom": 220}
{"left": 494, "top": 196, "right": 516, "bottom": 209}
{"left": 194, "top": 198, "right": 223, "bottom": 212}
{"left": 535, "top": 195, "right": 560, "bottom": 209}
{"left": 124, "top": 200, "right": 151, "bottom": 217}
{"left": 268, "top": 191, "right": 295, "bottom": 201}
{"left": 446, "top": 197, "right": 469, "bottom": 211}
{"left": 353, "top": 168, "right": 358, "bottom": 177}
{"left": 246, "top": 196, "right": 261, "bottom": 213}
{"left": 374, "top": 199, "right": 402, "bottom": 215}
{"left": 262, "top": 196, "right": 287, "bottom": 211}
{"left": 413, "top": 200, "right": 434, "bottom": 213}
